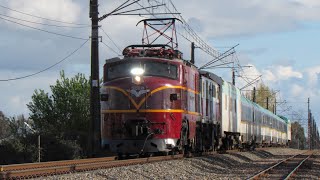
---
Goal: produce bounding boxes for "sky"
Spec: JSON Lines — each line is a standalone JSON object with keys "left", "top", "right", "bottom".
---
{"left": 0, "top": 0, "right": 319, "bottom": 131}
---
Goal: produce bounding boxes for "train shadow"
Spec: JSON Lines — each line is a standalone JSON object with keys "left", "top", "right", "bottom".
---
{"left": 188, "top": 155, "right": 268, "bottom": 175}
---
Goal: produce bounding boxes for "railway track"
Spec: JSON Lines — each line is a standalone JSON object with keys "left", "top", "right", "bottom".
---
{"left": 0, "top": 154, "right": 183, "bottom": 179}
{"left": 247, "top": 151, "right": 313, "bottom": 180}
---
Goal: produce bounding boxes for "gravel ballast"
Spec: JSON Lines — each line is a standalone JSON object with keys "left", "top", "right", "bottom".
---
{"left": 40, "top": 148, "right": 319, "bottom": 180}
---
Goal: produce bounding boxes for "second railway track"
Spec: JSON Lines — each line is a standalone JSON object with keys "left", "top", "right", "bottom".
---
{"left": 247, "top": 151, "right": 313, "bottom": 180}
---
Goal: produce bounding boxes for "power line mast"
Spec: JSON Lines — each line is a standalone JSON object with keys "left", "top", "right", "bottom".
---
{"left": 308, "top": 97, "right": 311, "bottom": 150}
{"left": 232, "top": 68, "right": 235, "bottom": 85}
{"left": 89, "top": 0, "right": 100, "bottom": 156}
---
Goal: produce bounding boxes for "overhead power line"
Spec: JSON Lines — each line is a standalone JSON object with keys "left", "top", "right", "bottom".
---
{"left": 0, "top": 4, "right": 89, "bottom": 26}
{"left": 0, "top": 16, "right": 87, "bottom": 40}
{"left": 0, "top": 13, "right": 90, "bottom": 28}
{"left": 0, "top": 39, "right": 89, "bottom": 82}
{"left": 99, "top": 27, "right": 122, "bottom": 53}
{"left": 146, "top": 0, "right": 221, "bottom": 58}
{"left": 101, "top": 41, "right": 122, "bottom": 57}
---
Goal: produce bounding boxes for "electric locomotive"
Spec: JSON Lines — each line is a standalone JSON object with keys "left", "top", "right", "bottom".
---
{"left": 100, "top": 44, "right": 200, "bottom": 155}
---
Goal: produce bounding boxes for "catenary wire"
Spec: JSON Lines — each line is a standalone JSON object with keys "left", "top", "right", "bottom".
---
{"left": 101, "top": 41, "right": 122, "bottom": 56}
{"left": 99, "top": 27, "right": 122, "bottom": 53}
{"left": 0, "top": 4, "right": 90, "bottom": 26}
{"left": 0, "top": 13, "right": 90, "bottom": 28}
{"left": 0, "top": 39, "right": 89, "bottom": 82}
{"left": 0, "top": 16, "right": 88, "bottom": 40}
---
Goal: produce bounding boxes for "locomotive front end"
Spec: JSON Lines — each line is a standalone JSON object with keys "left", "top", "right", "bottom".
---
{"left": 101, "top": 54, "right": 184, "bottom": 155}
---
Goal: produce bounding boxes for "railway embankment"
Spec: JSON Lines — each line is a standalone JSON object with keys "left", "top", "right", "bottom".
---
{"left": 35, "top": 148, "right": 319, "bottom": 180}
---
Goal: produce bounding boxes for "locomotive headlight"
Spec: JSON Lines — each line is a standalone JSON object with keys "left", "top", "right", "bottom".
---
{"left": 134, "top": 76, "right": 141, "bottom": 82}
{"left": 133, "top": 75, "right": 143, "bottom": 84}
{"left": 131, "top": 67, "right": 144, "bottom": 84}
{"left": 130, "top": 67, "right": 144, "bottom": 76}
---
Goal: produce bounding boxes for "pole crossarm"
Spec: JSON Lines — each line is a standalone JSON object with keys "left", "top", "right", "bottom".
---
{"left": 98, "top": 1, "right": 176, "bottom": 22}
{"left": 202, "top": 62, "right": 234, "bottom": 69}
{"left": 240, "top": 75, "right": 262, "bottom": 90}
{"left": 199, "top": 44, "right": 239, "bottom": 69}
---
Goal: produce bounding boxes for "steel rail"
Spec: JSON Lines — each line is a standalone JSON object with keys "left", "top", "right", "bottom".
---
{"left": 0, "top": 154, "right": 183, "bottom": 179}
{"left": 284, "top": 153, "right": 313, "bottom": 180}
{"left": 0, "top": 156, "right": 116, "bottom": 172}
{"left": 246, "top": 151, "right": 311, "bottom": 180}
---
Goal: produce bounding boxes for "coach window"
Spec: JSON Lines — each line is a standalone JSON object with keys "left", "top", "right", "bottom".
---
{"left": 225, "top": 95, "right": 228, "bottom": 110}
{"left": 202, "top": 82, "right": 205, "bottom": 98}
{"left": 206, "top": 81, "right": 209, "bottom": 99}
{"left": 212, "top": 85, "right": 216, "bottom": 98}
{"left": 272, "top": 118, "right": 274, "bottom": 128}
{"left": 207, "top": 81, "right": 212, "bottom": 99}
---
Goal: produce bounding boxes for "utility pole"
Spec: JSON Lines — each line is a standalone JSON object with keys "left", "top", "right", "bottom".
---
{"left": 274, "top": 98, "right": 277, "bottom": 115}
{"left": 191, "top": 42, "right": 195, "bottom": 64}
{"left": 253, "top": 87, "right": 256, "bottom": 103}
{"left": 24, "top": 122, "right": 40, "bottom": 162}
{"left": 232, "top": 69, "right": 235, "bottom": 86}
{"left": 308, "top": 97, "right": 311, "bottom": 150}
{"left": 89, "top": 0, "right": 101, "bottom": 156}
{"left": 312, "top": 117, "right": 315, "bottom": 149}
{"left": 266, "top": 97, "right": 269, "bottom": 110}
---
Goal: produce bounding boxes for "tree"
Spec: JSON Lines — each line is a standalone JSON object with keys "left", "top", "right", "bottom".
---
{"left": 0, "top": 111, "right": 11, "bottom": 139}
{"left": 0, "top": 114, "right": 37, "bottom": 164}
{"left": 27, "top": 71, "right": 90, "bottom": 160}
{"left": 246, "top": 83, "right": 276, "bottom": 111}
{"left": 290, "top": 121, "right": 306, "bottom": 149}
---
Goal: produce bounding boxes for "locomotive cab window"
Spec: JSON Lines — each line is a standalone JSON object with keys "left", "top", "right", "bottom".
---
{"left": 106, "top": 60, "right": 178, "bottom": 80}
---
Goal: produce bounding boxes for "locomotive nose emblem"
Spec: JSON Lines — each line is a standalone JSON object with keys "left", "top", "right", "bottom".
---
{"left": 127, "top": 86, "right": 150, "bottom": 97}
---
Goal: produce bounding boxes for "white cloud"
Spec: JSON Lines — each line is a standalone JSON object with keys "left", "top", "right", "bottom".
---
{"left": 174, "top": 0, "right": 320, "bottom": 38}
{"left": 291, "top": 84, "right": 304, "bottom": 97}
{"left": 261, "top": 65, "right": 303, "bottom": 83}
{"left": 305, "top": 66, "right": 320, "bottom": 87}
{"left": 275, "top": 66, "right": 303, "bottom": 80}
{"left": 262, "top": 69, "right": 276, "bottom": 83}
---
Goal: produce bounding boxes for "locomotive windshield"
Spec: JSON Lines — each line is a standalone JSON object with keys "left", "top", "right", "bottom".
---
{"left": 106, "top": 61, "right": 178, "bottom": 80}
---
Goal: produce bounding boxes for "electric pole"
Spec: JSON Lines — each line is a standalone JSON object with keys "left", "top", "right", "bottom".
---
{"left": 191, "top": 42, "right": 195, "bottom": 64}
{"left": 253, "top": 87, "right": 256, "bottom": 103}
{"left": 274, "top": 98, "right": 277, "bottom": 115}
{"left": 89, "top": 0, "right": 101, "bottom": 156}
{"left": 232, "top": 69, "right": 235, "bottom": 86}
{"left": 308, "top": 97, "right": 311, "bottom": 150}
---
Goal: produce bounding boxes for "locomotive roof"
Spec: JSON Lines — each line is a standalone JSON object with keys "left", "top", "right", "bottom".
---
{"left": 105, "top": 56, "right": 183, "bottom": 64}
{"left": 199, "top": 70, "right": 224, "bottom": 85}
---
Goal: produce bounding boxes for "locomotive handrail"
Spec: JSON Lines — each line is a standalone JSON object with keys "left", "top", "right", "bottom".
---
{"left": 136, "top": 18, "right": 183, "bottom": 26}
{"left": 122, "top": 44, "right": 182, "bottom": 59}
{"left": 124, "top": 44, "right": 174, "bottom": 49}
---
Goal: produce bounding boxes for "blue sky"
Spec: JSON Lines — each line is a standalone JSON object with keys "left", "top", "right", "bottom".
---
{"left": 0, "top": 0, "right": 319, "bottom": 131}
